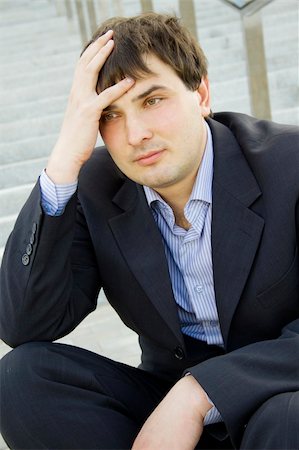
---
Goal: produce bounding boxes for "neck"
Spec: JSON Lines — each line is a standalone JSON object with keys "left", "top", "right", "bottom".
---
{"left": 155, "top": 174, "right": 196, "bottom": 231}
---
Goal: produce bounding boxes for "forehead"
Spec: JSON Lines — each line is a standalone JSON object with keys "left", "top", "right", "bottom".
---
{"left": 121, "top": 55, "right": 184, "bottom": 99}
{"left": 141, "top": 53, "right": 177, "bottom": 78}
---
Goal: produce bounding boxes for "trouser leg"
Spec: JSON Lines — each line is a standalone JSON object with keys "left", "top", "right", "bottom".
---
{"left": 0, "top": 341, "right": 171, "bottom": 449}
{"left": 240, "top": 391, "right": 299, "bottom": 450}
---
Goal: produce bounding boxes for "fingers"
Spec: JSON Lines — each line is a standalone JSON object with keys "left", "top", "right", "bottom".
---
{"left": 77, "top": 31, "right": 116, "bottom": 90}
{"left": 97, "top": 77, "right": 135, "bottom": 112}
{"left": 80, "top": 29, "right": 113, "bottom": 63}
{"left": 87, "top": 38, "right": 114, "bottom": 82}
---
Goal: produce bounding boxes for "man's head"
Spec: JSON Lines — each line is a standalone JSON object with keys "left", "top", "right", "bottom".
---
{"left": 83, "top": 13, "right": 211, "bottom": 203}
{"left": 83, "top": 13, "right": 208, "bottom": 94}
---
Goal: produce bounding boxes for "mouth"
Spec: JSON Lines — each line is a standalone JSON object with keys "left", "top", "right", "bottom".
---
{"left": 135, "top": 149, "right": 165, "bottom": 166}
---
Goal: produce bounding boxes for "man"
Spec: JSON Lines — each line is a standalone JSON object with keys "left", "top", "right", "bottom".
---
{"left": 0, "top": 12, "right": 298, "bottom": 450}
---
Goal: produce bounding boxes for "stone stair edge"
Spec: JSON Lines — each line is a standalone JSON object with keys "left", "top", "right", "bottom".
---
{"left": 0, "top": 155, "right": 48, "bottom": 170}
{"left": 0, "top": 213, "right": 18, "bottom": 224}
{"left": 0, "top": 43, "right": 81, "bottom": 66}
{"left": 0, "top": 12, "right": 70, "bottom": 32}
{"left": 0, "top": 183, "right": 34, "bottom": 197}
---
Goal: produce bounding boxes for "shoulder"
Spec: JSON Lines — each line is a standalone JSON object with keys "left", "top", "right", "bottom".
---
{"left": 211, "top": 111, "right": 299, "bottom": 167}
{"left": 211, "top": 112, "right": 299, "bottom": 150}
{"left": 210, "top": 112, "right": 299, "bottom": 193}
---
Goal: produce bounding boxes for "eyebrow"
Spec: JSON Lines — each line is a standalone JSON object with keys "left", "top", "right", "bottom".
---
{"left": 132, "top": 84, "right": 169, "bottom": 102}
{"left": 103, "top": 84, "right": 169, "bottom": 112}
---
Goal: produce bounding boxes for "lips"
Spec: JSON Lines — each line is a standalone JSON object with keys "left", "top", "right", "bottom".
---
{"left": 135, "top": 149, "right": 165, "bottom": 166}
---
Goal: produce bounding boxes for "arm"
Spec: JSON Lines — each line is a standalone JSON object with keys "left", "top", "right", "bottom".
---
{"left": 0, "top": 30, "right": 134, "bottom": 347}
{"left": 132, "top": 375, "right": 212, "bottom": 450}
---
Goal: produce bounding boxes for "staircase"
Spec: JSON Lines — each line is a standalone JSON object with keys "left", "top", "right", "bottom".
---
{"left": 0, "top": 0, "right": 298, "bottom": 447}
{"left": 0, "top": 0, "right": 298, "bottom": 264}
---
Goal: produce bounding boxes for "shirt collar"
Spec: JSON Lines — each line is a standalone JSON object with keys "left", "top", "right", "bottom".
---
{"left": 143, "top": 121, "right": 213, "bottom": 207}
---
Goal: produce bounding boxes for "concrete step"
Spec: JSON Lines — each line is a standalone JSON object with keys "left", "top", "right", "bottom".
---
{"left": 213, "top": 85, "right": 299, "bottom": 115}
{"left": 0, "top": 79, "right": 72, "bottom": 106}
{"left": 1, "top": 63, "right": 75, "bottom": 90}
{"left": 0, "top": 31, "right": 79, "bottom": 60}
{"left": 0, "top": 95, "right": 68, "bottom": 123}
{"left": 0, "top": 49, "right": 79, "bottom": 75}
{"left": 0, "top": 13, "right": 71, "bottom": 38}
{"left": 0, "top": 134, "right": 56, "bottom": 165}
{"left": 0, "top": 40, "right": 80, "bottom": 67}
{"left": 272, "top": 107, "right": 299, "bottom": 126}
{"left": 0, "top": 214, "right": 17, "bottom": 248}
{"left": 0, "top": 157, "right": 47, "bottom": 190}
{"left": 0, "top": 114, "right": 63, "bottom": 142}
{"left": 0, "top": 184, "right": 34, "bottom": 217}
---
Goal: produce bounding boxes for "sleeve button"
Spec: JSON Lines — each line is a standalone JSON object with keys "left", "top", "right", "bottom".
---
{"left": 32, "top": 222, "right": 37, "bottom": 234}
{"left": 22, "top": 254, "right": 30, "bottom": 266}
{"left": 26, "top": 244, "right": 33, "bottom": 255}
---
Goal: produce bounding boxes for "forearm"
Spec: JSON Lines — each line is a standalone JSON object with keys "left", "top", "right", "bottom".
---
{"left": 132, "top": 375, "right": 212, "bottom": 450}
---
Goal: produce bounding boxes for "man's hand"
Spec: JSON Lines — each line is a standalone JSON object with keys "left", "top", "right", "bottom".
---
{"left": 132, "top": 375, "right": 212, "bottom": 450}
{"left": 46, "top": 30, "right": 134, "bottom": 184}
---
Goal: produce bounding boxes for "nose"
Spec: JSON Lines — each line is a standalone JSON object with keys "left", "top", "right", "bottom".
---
{"left": 126, "top": 115, "right": 153, "bottom": 147}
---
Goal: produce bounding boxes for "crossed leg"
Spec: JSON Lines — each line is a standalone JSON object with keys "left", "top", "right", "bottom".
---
{"left": 1, "top": 341, "right": 171, "bottom": 449}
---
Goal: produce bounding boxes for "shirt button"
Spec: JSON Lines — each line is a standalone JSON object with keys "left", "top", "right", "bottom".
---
{"left": 174, "top": 346, "right": 185, "bottom": 360}
{"left": 195, "top": 285, "right": 203, "bottom": 293}
{"left": 22, "top": 254, "right": 30, "bottom": 266}
{"left": 209, "top": 320, "right": 217, "bottom": 327}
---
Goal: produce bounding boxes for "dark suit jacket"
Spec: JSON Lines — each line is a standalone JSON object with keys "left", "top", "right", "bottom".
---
{"left": 1, "top": 112, "right": 299, "bottom": 445}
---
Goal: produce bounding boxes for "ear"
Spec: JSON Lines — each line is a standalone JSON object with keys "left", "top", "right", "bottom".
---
{"left": 197, "top": 77, "right": 211, "bottom": 117}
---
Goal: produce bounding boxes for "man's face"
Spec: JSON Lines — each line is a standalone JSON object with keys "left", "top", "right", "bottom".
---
{"left": 99, "top": 54, "right": 211, "bottom": 200}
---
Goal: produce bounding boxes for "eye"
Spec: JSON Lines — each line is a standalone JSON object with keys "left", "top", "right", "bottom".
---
{"left": 145, "top": 97, "right": 162, "bottom": 107}
{"left": 101, "top": 111, "right": 119, "bottom": 122}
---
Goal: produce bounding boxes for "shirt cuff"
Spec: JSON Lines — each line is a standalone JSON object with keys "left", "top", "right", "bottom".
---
{"left": 39, "top": 169, "right": 78, "bottom": 216}
{"left": 203, "top": 402, "right": 222, "bottom": 425}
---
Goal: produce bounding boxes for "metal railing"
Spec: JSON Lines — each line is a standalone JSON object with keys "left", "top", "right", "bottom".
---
{"left": 221, "top": 0, "right": 273, "bottom": 119}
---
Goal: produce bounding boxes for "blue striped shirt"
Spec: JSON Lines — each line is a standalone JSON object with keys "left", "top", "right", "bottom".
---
{"left": 143, "top": 123, "right": 223, "bottom": 347}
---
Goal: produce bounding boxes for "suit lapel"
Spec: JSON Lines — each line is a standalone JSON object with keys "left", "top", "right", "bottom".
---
{"left": 208, "top": 118, "right": 264, "bottom": 345}
{"left": 109, "top": 180, "right": 184, "bottom": 346}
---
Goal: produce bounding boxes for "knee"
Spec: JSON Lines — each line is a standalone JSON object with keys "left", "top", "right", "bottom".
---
{"left": 255, "top": 392, "right": 298, "bottom": 424}
{"left": 241, "top": 392, "right": 299, "bottom": 449}
{"left": 1, "top": 341, "right": 55, "bottom": 399}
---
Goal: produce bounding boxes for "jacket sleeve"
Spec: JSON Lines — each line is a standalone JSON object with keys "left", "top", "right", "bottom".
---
{"left": 189, "top": 196, "right": 299, "bottom": 446}
{"left": 0, "top": 182, "right": 101, "bottom": 347}
{"left": 188, "top": 317, "right": 299, "bottom": 446}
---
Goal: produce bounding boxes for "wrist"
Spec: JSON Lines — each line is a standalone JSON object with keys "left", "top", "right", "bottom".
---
{"left": 178, "top": 376, "right": 213, "bottom": 421}
{"left": 46, "top": 146, "right": 81, "bottom": 184}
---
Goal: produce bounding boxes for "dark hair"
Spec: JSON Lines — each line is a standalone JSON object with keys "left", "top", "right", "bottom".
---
{"left": 82, "top": 13, "right": 208, "bottom": 93}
